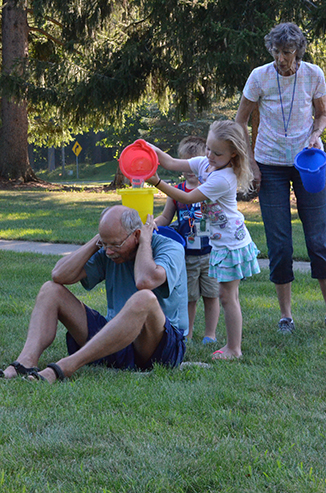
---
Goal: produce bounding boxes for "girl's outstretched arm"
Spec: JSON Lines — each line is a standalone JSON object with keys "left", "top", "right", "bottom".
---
{"left": 147, "top": 173, "right": 207, "bottom": 205}
{"left": 149, "top": 143, "right": 191, "bottom": 172}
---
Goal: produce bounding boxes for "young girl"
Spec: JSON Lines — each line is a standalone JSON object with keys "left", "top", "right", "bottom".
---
{"left": 147, "top": 120, "right": 260, "bottom": 359}
{"left": 155, "top": 136, "right": 220, "bottom": 345}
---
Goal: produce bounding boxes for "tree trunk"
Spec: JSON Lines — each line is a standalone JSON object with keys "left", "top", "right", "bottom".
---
{"left": 0, "top": 0, "right": 36, "bottom": 182}
{"left": 28, "top": 143, "right": 34, "bottom": 168}
{"left": 112, "top": 164, "right": 129, "bottom": 188}
{"left": 48, "top": 147, "right": 56, "bottom": 171}
{"left": 61, "top": 146, "right": 66, "bottom": 175}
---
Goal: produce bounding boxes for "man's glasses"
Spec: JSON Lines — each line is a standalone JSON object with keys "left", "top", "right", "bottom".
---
{"left": 96, "top": 230, "right": 136, "bottom": 251}
{"left": 270, "top": 47, "right": 296, "bottom": 58}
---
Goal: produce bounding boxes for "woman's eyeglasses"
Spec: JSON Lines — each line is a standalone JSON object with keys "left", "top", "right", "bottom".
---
{"left": 270, "top": 47, "right": 296, "bottom": 58}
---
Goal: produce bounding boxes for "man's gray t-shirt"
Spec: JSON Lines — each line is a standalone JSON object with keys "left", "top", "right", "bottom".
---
{"left": 81, "top": 233, "right": 189, "bottom": 336}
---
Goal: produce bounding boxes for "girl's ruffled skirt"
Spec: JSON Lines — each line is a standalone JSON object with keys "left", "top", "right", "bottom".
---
{"left": 209, "top": 241, "right": 260, "bottom": 282}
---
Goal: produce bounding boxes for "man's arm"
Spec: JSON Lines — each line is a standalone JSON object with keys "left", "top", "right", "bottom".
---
{"left": 308, "top": 95, "right": 326, "bottom": 149}
{"left": 134, "top": 216, "right": 167, "bottom": 291}
{"left": 235, "top": 95, "right": 262, "bottom": 189}
{"left": 51, "top": 234, "right": 100, "bottom": 285}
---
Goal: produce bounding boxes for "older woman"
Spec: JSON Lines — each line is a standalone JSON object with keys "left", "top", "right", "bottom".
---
{"left": 236, "top": 22, "right": 326, "bottom": 334}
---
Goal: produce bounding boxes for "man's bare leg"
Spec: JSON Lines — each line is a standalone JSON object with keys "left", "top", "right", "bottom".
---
{"left": 32, "top": 289, "right": 167, "bottom": 383}
{"left": 3, "top": 281, "right": 88, "bottom": 379}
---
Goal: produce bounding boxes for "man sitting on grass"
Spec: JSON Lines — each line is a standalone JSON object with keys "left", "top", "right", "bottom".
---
{"left": 1, "top": 205, "right": 188, "bottom": 383}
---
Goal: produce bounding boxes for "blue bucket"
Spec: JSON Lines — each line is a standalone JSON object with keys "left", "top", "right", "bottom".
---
{"left": 154, "top": 226, "right": 186, "bottom": 247}
{"left": 294, "top": 147, "right": 326, "bottom": 193}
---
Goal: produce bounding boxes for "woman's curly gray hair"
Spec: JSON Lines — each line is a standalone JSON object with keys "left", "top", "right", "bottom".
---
{"left": 264, "top": 22, "right": 307, "bottom": 60}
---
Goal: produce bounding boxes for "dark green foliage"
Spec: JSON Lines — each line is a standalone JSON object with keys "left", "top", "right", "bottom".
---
{"left": 1, "top": 0, "right": 326, "bottom": 181}
{"left": 2, "top": 0, "right": 326, "bottom": 130}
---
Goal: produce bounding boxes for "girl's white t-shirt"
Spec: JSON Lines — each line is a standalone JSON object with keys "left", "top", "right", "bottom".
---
{"left": 188, "top": 156, "right": 251, "bottom": 250}
{"left": 243, "top": 61, "right": 326, "bottom": 165}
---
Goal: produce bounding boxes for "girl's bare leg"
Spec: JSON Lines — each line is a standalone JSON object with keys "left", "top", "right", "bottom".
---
{"left": 212, "top": 280, "right": 242, "bottom": 360}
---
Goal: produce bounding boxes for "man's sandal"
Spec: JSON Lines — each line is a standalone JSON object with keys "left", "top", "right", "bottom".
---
{"left": 47, "top": 363, "right": 66, "bottom": 381}
{"left": 0, "top": 361, "right": 40, "bottom": 378}
{"left": 29, "top": 363, "right": 66, "bottom": 382}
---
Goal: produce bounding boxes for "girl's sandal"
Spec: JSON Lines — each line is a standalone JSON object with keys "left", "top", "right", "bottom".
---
{"left": 212, "top": 350, "right": 227, "bottom": 360}
{"left": 212, "top": 350, "right": 238, "bottom": 360}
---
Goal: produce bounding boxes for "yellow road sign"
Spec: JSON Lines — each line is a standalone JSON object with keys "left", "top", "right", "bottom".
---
{"left": 72, "top": 141, "right": 82, "bottom": 157}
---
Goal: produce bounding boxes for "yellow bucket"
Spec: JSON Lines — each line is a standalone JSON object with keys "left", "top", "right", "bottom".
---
{"left": 118, "top": 188, "right": 156, "bottom": 224}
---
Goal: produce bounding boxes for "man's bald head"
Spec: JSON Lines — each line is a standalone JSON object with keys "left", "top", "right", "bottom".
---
{"left": 99, "top": 206, "right": 142, "bottom": 234}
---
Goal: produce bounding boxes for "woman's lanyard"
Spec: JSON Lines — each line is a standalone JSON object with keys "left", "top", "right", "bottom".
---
{"left": 276, "top": 63, "right": 298, "bottom": 160}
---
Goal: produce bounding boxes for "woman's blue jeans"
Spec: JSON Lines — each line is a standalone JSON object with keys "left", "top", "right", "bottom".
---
{"left": 258, "top": 163, "right": 326, "bottom": 284}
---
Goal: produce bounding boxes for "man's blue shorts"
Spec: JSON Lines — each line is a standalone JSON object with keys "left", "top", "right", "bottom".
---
{"left": 66, "top": 305, "right": 186, "bottom": 370}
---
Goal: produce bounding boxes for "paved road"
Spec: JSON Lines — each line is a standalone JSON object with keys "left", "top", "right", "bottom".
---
{"left": 0, "top": 240, "right": 80, "bottom": 256}
{"left": 0, "top": 239, "right": 310, "bottom": 272}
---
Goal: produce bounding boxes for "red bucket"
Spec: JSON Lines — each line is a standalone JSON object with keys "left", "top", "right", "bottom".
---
{"left": 119, "top": 139, "right": 158, "bottom": 187}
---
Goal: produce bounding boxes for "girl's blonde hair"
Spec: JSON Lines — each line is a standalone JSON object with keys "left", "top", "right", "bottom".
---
{"left": 208, "top": 120, "right": 253, "bottom": 193}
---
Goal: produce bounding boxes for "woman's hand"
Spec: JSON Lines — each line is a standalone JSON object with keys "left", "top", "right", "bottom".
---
{"left": 309, "top": 97, "right": 326, "bottom": 149}
{"left": 308, "top": 130, "right": 323, "bottom": 149}
{"left": 250, "top": 159, "right": 262, "bottom": 192}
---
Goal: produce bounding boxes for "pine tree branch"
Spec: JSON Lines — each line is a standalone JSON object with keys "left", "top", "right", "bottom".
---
{"left": 28, "top": 26, "right": 82, "bottom": 55}
{"left": 28, "top": 26, "right": 65, "bottom": 47}
{"left": 26, "top": 9, "right": 64, "bottom": 28}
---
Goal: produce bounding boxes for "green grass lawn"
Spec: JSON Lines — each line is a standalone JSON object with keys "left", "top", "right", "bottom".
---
{"left": 36, "top": 160, "right": 119, "bottom": 184}
{"left": 36, "top": 160, "right": 178, "bottom": 185}
{"left": 0, "top": 190, "right": 167, "bottom": 245}
{"left": 0, "top": 188, "right": 323, "bottom": 492}
{"left": 1, "top": 249, "right": 326, "bottom": 492}
{"left": 0, "top": 190, "right": 307, "bottom": 260}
